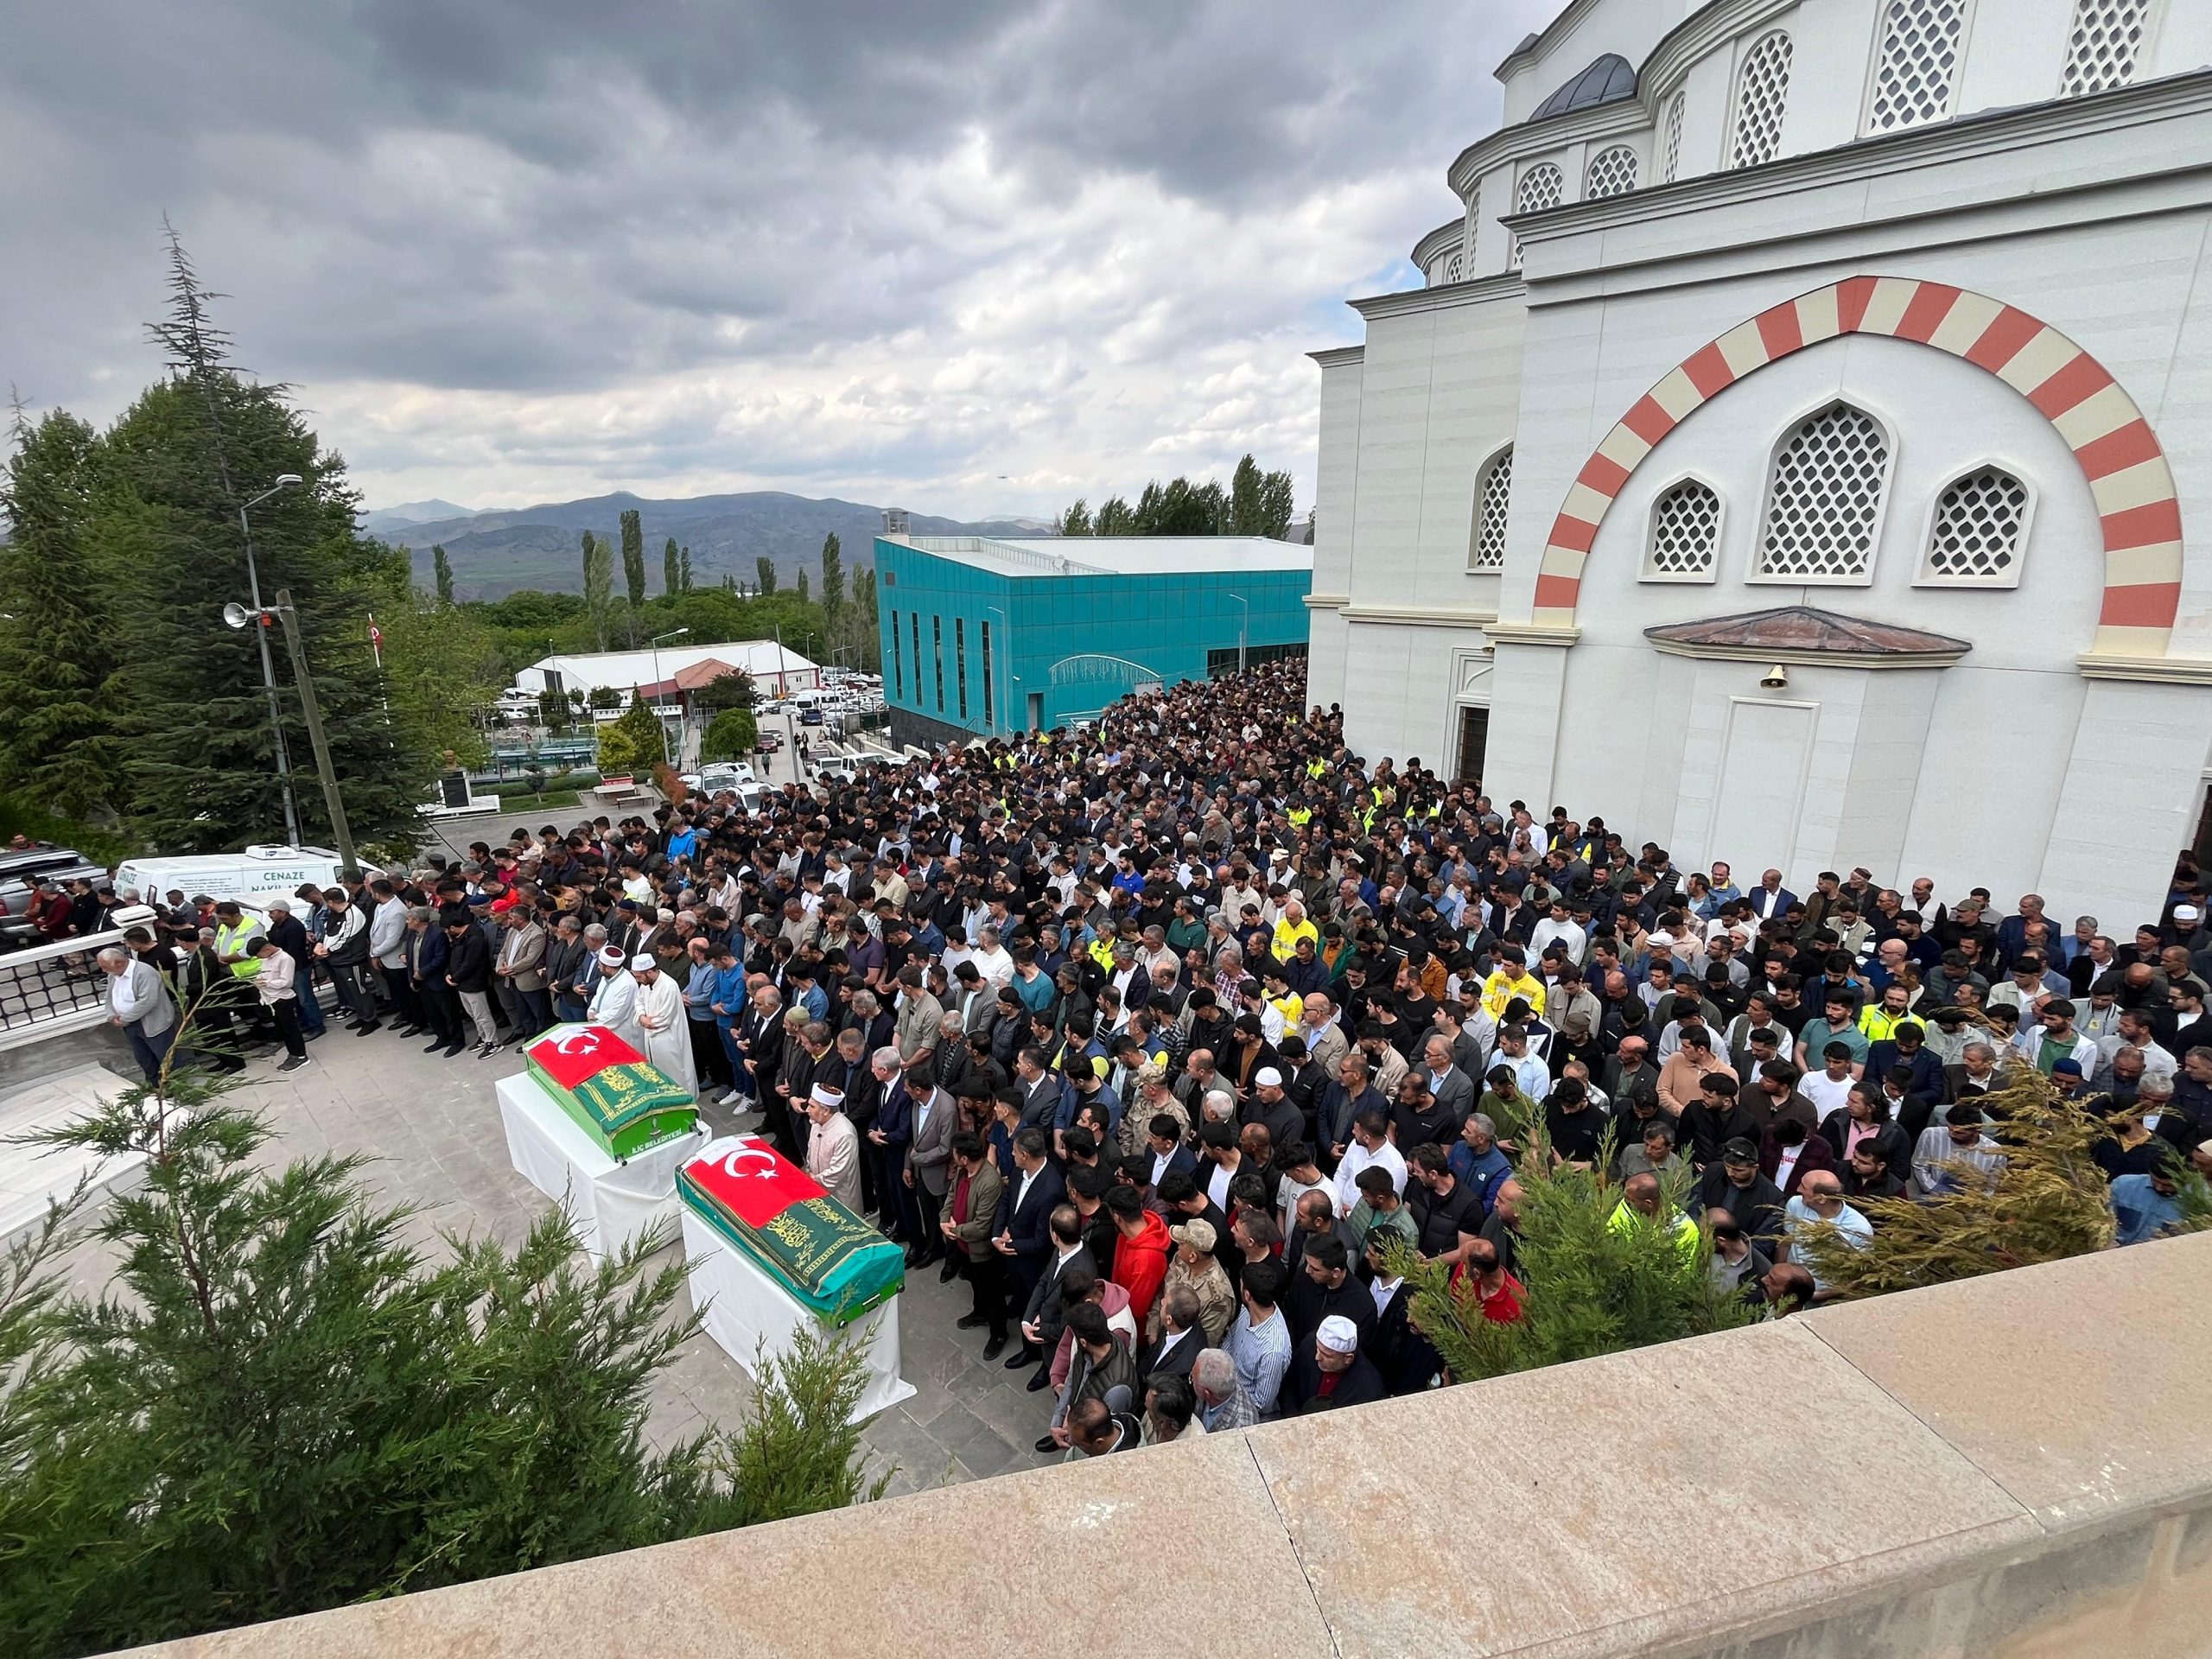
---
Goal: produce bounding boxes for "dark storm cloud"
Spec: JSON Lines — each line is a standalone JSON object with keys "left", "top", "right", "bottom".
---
{"left": 0, "top": 0, "right": 1554, "bottom": 506}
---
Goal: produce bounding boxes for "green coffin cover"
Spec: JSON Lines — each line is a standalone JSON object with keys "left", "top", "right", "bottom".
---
{"left": 678, "top": 1138, "right": 905, "bottom": 1326}
{"left": 524, "top": 1025, "right": 697, "bottom": 1160}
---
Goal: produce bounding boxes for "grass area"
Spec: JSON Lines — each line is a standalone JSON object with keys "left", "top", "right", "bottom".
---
{"left": 486, "top": 790, "right": 583, "bottom": 811}
{"left": 0, "top": 794, "right": 137, "bottom": 868}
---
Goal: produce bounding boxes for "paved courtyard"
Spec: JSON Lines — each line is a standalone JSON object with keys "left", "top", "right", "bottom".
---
{"left": 34, "top": 1024, "right": 1059, "bottom": 1500}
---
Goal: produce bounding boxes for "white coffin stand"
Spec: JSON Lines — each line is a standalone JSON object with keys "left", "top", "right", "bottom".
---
{"left": 494, "top": 1071, "right": 705, "bottom": 1260}
{"left": 678, "top": 1203, "right": 915, "bottom": 1424}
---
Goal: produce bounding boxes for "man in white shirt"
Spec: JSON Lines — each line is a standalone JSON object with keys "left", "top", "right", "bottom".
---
{"left": 101, "top": 944, "right": 178, "bottom": 1084}
{"left": 1528, "top": 899, "right": 1586, "bottom": 968}
{"left": 1782, "top": 1172, "right": 1871, "bottom": 1296}
{"left": 969, "top": 925, "right": 1014, "bottom": 992}
{"left": 1333, "top": 1111, "right": 1408, "bottom": 1217}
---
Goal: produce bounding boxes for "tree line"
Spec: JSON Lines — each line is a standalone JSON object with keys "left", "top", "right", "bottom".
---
{"left": 1055, "top": 454, "right": 1297, "bottom": 539}
{"left": 0, "top": 232, "right": 454, "bottom": 852}
{"left": 0, "top": 236, "right": 885, "bottom": 857}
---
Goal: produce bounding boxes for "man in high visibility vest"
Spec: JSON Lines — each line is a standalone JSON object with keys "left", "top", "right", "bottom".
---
{"left": 210, "top": 900, "right": 272, "bottom": 1040}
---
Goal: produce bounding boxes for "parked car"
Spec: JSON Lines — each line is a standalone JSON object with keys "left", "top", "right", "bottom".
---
{"left": 679, "top": 761, "right": 758, "bottom": 794}
{"left": 0, "top": 843, "right": 111, "bottom": 950}
{"left": 799, "top": 707, "right": 826, "bottom": 726}
{"left": 756, "top": 731, "right": 784, "bottom": 753}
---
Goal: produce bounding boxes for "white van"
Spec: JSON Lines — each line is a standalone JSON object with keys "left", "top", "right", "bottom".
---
{"left": 117, "top": 845, "right": 350, "bottom": 908}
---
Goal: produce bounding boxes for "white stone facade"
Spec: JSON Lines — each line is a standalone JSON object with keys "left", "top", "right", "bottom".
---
{"left": 1308, "top": 0, "right": 2212, "bottom": 929}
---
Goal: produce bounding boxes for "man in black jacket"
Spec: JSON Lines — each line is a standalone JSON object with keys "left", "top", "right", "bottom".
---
{"left": 1694, "top": 1137, "right": 1786, "bottom": 1243}
{"left": 442, "top": 911, "right": 498, "bottom": 1057}
{"left": 315, "top": 887, "right": 380, "bottom": 1032}
{"left": 1285, "top": 1313, "right": 1389, "bottom": 1414}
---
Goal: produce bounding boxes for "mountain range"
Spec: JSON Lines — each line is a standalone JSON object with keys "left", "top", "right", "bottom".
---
{"left": 357, "top": 490, "right": 1054, "bottom": 600}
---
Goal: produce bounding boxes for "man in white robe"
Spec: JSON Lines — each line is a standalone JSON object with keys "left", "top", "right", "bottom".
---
{"left": 587, "top": 946, "right": 637, "bottom": 1036}
{"left": 627, "top": 954, "right": 697, "bottom": 1100}
{"left": 804, "top": 1083, "right": 864, "bottom": 1211}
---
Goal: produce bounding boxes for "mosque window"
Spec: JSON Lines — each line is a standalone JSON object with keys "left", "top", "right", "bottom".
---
{"left": 1646, "top": 478, "right": 1722, "bottom": 580}
{"left": 2060, "top": 0, "right": 2153, "bottom": 98}
{"left": 1757, "top": 403, "right": 1891, "bottom": 581}
{"left": 1468, "top": 447, "right": 1515, "bottom": 572}
{"left": 1585, "top": 145, "right": 1640, "bottom": 200}
{"left": 1866, "top": 0, "right": 1967, "bottom": 133}
{"left": 1923, "top": 467, "right": 2031, "bottom": 584}
{"left": 1510, "top": 163, "right": 1565, "bottom": 269}
{"left": 1729, "top": 31, "right": 1794, "bottom": 169}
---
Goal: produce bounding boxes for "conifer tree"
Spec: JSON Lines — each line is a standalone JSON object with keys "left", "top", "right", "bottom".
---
{"left": 620, "top": 508, "right": 646, "bottom": 609}
{"left": 1792, "top": 1070, "right": 2181, "bottom": 1297}
{"left": 795, "top": 567, "right": 810, "bottom": 604}
{"left": 1392, "top": 1123, "right": 1752, "bottom": 1383}
{"left": 431, "top": 543, "right": 454, "bottom": 605}
{"left": 581, "top": 530, "right": 613, "bottom": 651}
{"left": 0, "top": 1071, "right": 881, "bottom": 1655}
{"left": 818, "top": 532, "right": 843, "bottom": 626}
{"left": 754, "top": 555, "right": 778, "bottom": 595}
{"left": 0, "top": 405, "right": 124, "bottom": 820}
{"left": 103, "top": 232, "right": 423, "bottom": 849}
{"left": 663, "top": 536, "right": 679, "bottom": 597}
{"left": 678, "top": 544, "right": 694, "bottom": 591}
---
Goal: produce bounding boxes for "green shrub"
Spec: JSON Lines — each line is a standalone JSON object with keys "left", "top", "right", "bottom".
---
{"left": 0, "top": 1066, "right": 883, "bottom": 1656}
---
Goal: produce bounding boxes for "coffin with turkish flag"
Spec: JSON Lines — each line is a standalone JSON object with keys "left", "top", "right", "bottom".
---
{"left": 524, "top": 1023, "right": 698, "bottom": 1160}
{"left": 677, "top": 1134, "right": 905, "bottom": 1326}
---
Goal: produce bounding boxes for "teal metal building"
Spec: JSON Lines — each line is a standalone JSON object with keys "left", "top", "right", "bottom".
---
{"left": 874, "top": 534, "right": 1313, "bottom": 746}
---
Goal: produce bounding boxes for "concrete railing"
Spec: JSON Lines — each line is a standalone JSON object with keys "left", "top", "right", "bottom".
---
{"left": 118, "top": 1230, "right": 2212, "bottom": 1658}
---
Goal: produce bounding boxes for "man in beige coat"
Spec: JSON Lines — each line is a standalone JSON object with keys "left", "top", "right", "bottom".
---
{"left": 804, "top": 1083, "right": 864, "bottom": 1212}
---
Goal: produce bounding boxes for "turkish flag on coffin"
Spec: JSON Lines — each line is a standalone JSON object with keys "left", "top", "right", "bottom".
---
{"left": 681, "top": 1135, "right": 826, "bottom": 1228}
{"left": 524, "top": 1024, "right": 645, "bottom": 1091}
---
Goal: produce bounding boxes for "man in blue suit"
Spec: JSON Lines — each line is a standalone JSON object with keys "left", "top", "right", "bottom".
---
{"left": 991, "top": 1126, "right": 1065, "bottom": 1338}
{"left": 1747, "top": 868, "right": 1799, "bottom": 924}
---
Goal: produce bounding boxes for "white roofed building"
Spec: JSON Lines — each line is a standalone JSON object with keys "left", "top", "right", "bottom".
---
{"left": 513, "top": 640, "right": 821, "bottom": 703}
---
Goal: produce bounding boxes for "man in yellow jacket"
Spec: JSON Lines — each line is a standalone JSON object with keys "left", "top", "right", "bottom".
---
{"left": 1480, "top": 944, "right": 1547, "bottom": 1023}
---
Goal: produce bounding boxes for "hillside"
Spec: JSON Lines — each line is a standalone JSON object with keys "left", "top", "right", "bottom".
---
{"left": 359, "top": 489, "right": 1051, "bottom": 599}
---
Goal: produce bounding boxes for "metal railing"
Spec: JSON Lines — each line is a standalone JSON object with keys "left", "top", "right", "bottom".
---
{"left": 0, "top": 927, "right": 132, "bottom": 1051}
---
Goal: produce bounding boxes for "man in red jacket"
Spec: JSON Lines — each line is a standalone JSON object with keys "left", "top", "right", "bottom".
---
{"left": 1104, "top": 1185, "right": 1172, "bottom": 1332}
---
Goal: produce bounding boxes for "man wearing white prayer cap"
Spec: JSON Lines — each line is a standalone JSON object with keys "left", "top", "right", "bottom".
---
{"left": 586, "top": 945, "right": 638, "bottom": 1035}
{"left": 625, "top": 951, "right": 696, "bottom": 1100}
{"left": 803, "top": 1080, "right": 863, "bottom": 1211}
{"left": 1287, "top": 1311, "right": 1388, "bottom": 1414}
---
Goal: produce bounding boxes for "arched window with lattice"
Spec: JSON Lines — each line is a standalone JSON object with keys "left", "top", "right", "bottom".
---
{"left": 1462, "top": 187, "right": 1481, "bottom": 272}
{"left": 1645, "top": 478, "right": 1723, "bottom": 581}
{"left": 1921, "top": 466, "right": 2031, "bottom": 585}
{"left": 2060, "top": 0, "right": 2153, "bottom": 97}
{"left": 1468, "top": 447, "right": 1514, "bottom": 573}
{"left": 1661, "top": 91, "right": 1688, "bottom": 182}
{"left": 1729, "top": 31, "right": 1794, "bottom": 168}
{"left": 1866, "top": 0, "right": 1967, "bottom": 133}
{"left": 1586, "top": 146, "right": 1639, "bottom": 200}
{"left": 1510, "top": 163, "right": 1565, "bottom": 270}
{"left": 1756, "top": 403, "right": 1892, "bottom": 582}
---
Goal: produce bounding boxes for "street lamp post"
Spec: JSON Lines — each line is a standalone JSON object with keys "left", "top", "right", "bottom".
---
{"left": 1227, "top": 592, "right": 1249, "bottom": 676}
{"left": 223, "top": 590, "right": 359, "bottom": 877}
{"left": 984, "top": 603, "right": 1012, "bottom": 734}
{"left": 650, "top": 627, "right": 690, "bottom": 766}
{"left": 240, "top": 475, "right": 305, "bottom": 846}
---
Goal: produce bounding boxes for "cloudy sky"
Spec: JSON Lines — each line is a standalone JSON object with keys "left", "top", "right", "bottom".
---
{"left": 2, "top": 0, "right": 1555, "bottom": 520}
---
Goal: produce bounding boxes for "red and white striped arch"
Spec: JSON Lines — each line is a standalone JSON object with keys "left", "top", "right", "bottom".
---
{"left": 1535, "top": 276, "right": 2183, "bottom": 658}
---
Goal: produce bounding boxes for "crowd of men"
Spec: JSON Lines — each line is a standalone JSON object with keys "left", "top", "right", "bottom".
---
{"left": 88, "top": 654, "right": 2212, "bottom": 1452}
